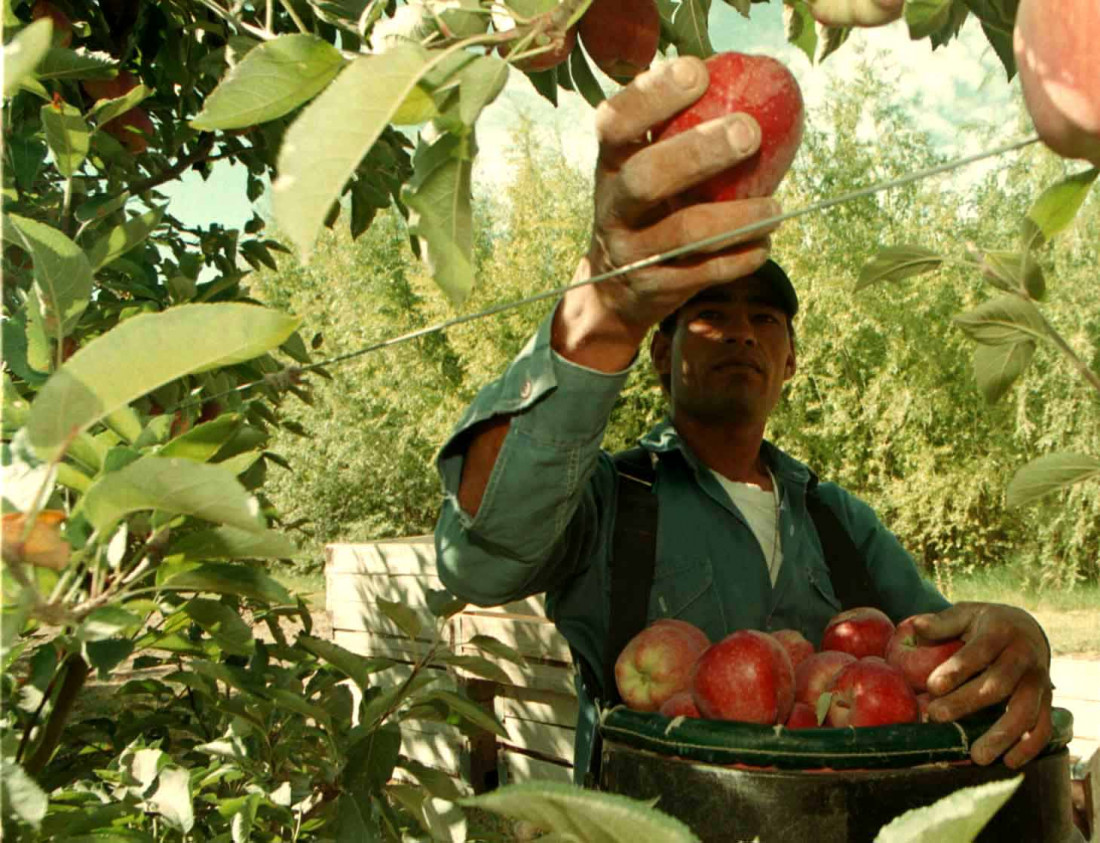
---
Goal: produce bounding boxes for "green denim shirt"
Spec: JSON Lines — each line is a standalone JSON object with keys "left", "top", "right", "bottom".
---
{"left": 434, "top": 307, "right": 950, "bottom": 781}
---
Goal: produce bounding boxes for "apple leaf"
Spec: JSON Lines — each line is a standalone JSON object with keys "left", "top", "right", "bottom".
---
{"left": 873, "top": 775, "right": 1021, "bottom": 842}
{"left": 376, "top": 597, "right": 423, "bottom": 639}
{"left": 296, "top": 634, "right": 397, "bottom": 691}
{"left": 466, "top": 634, "right": 526, "bottom": 666}
{"left": 147, "top": 767, "right": 194, "bottom": 833}
{"left": 26, "top": 303, "right": 299, "bottom": 461}
{"left": 40, "top": 100, "right": 89, "bottom": 177}
{"left": 462, "top": 781, "right": 702, "bottom": 842}
{"left": 1020, "top": 167, "right": 1099, "bottom": 250}
{"left": 167, "top": 525, "right": 298, "bottom": 561}
{"left": 963, "top": 0, "right": 1016, "bottom": 79}
{"left": 273, "top": 44, "right": 430, "bottom": 258}
{"left": 856, "top": 245, "right": 943, "bottom": 290}
{"left": 3, "top": 19, "right": 53, "bottom": 96}
{"left": 815, "top": 691, "right": 832, "bottom": 725}
{"left": 86, "top": 205, "right": 166, "bottom": 271}
{"left": 953, "top": 294, "right": 1047, "bottom": 346}
{"left": 89, "top": 84, "right": 150, "bottom": 128}
{"left": 1006, "top": 452, "right": 1100, "bottom": 508}
{"left": 5, "top": 213, "right": 93, "bottom": 339}
{"left": 159, "top": 562, "right": 293, "bottom": 605}
{"left": 661, "top": 0, "right": 714, "bottom": 59}
{"left": 414, "top": 689, "right": 508, "bottom": 738}
{"left": 35, "top": 47, "right": 117, "bottom": 81}
{"left": 191, "top": 34, "right": 345, "bottom": 130}
{"left": 905, "top": 0, "right": 954, "bottom": 37}
{"left": 184, "top": 599, "right": 255, "bottom": 655}
{"left": 402, "top": 130, "right": 475, "bottom": 305}
{"left": 156, "top": 414, "right": 243, "bottom": 462}
{"left": 971, "top": 339, "right": 1035, "bottom": 404}
{"left": 0, "top": 757, "right": 48, "bottom": 829}
{"left": 816, "top": 24, "right": 851, "bottom": 63}
{"left": 431, "top": 652, "right": 511, "bottom": 683}
{"left": 458, "top": 55, "right": 510, "bottom": 128}
{"left": 80, "top": 456, "right": 265, "bottom": 534}
{"left": 784, "top": 0, "right": 818, "bottom": 63}
{"left": 569, "top": 45, "right": 606, "bottom": 109}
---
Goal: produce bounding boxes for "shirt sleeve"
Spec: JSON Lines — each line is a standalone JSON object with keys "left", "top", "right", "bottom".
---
{"left": 433, "top": 303, "right": 631, "bottom": 606}
{"left": 817, "top": 483, "right": 952, "bottom": 620}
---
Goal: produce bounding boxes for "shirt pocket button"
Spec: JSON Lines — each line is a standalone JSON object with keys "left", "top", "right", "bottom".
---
{"left": 520, "top": 379, "right": 532, "bottom": 400}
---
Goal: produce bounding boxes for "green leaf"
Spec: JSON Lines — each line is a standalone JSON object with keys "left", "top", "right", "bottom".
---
{"left": 75, "top": 190, "right": 131, "bottom": 224}
{"left": 414, "top": 688, "right": 507, "bottom": 737}
{"left": 26, "top": 303, "right": 300, "bottom": 461}
{"left": 856, "top": 245, "right": 942, "bottom": 290}
{"left": 425, "top": 588, "right": 467, "bottom": 618}
{"left": 87, "top": 205, "right": 165, "bottom": 271}
{"left": 35, "top": 47, "right": 117, "bottom": 81}
{"left": 268, "top": 688, "right": 332, "bottom": 724}
{"left": 5, "top": 213, "right": 93, "bottom": 338}
{"left": 905, "top": 0, "right": 953, "bottom": 37}
{"left": 783, "top": 0, "right": 817, "bottom": 63}
{"left": 345, "top": 723, "right": 402, "bottom": 792}
{"left": 3, "top": 19, "right": 53, "bottom": 96}
{"left": 873, "top": 775, "right": 1021, "bottom": 842}
{"left": 80, "top": 456, "right": 265, "bottom": 534}
{"left": 658, "top": 0, "right": 714, "bottom": 59}
{"left": 816, "top": 24, "right": 851, "bottom": 63}
{"left": 360, "top": 672, "right": 441, "bottom": 727}
{"left": 962, "top": 0, "right": 1017, "bottom": 79}
{"left": 168, "top": 525, "right": 297, "bottom": 561}
{"left": 184, "top": 598, "right": 255, "bottom": 655}
{"left": 78, "top": 606, "right": 144, "bottom": 641}
{"left": 89, "top": 84, "right": 151, "bottom": 127}
{"left": 272, "top": 44, "right": 430, "bottom": 258}
{"left": 979, "top": 250, "right": 1045, "bottom": 299}
{"left": 0, "top": 756, "right": 48, "bottom": 828}
{"left": 335, "top": 793, "right": 376, "bottom": 842}
{"left": 1006, "top": 453, "right": 1100, "bottom": 508}
{"left": 403, "top": 131, "right": 475, "bottom": 305}
{"left": 160, "top": 562, "right": 293, "bottom": 604}
{"left": 461, "top": 781, "right": 701, "bottom": 842}
{"left": 192, "top": 34, "right": 346, "bottom": 130}
{"left": 1021, "top": 167, "right": 1099, "bottom": 249}
{"left": 158, "top": 414, "right": 244, "bottom": 462}
{"left": 466, "top": 634, "right": 527, "bottom": 666}
{"left": 41, "top": 100, "right": 90, "bottom": 177}
{"left": 569, "top": 45, "right": 606, "bottom": 109}
{"left": 953, "top": 294, "right": 1047, "bottom": 346}
{"left": 457, "top": 55, "right": 510, "bottom": 127}
{"left": 296, "top": 634, "right": 396, "bottom": 690}
{"left": 431, "top": 652, "right": 510, "bottom": 683}
{"left": 376, "top": 597, "right": 423, "bottom": 639}
{"left": 398, "top": 758, "right": 465, "bottom": 801}
{"left": 148, "top": 767, "right": 194, "bottom": 833}
{"left": 85, "top": 637, "right": 135, "bottom": 678}
{"left": 972, "top": 340, "right": 1035, "bottom": 404}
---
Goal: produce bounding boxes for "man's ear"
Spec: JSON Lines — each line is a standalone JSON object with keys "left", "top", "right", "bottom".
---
{"left": 651, "top": 329, "right": 672, "bottom": 381}
{"left": 784, "top": 346, "right": 797, "bottom": 380}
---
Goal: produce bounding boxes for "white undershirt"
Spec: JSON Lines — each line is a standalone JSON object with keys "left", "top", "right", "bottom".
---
{"left": 710, "top": 469, "right": 784, "bottom": 586}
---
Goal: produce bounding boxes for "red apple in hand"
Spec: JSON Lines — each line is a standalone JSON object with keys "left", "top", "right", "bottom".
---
{"left": 794, "top": 650, "right": 856, "bottom": 708}
{"left": 822, "top": 607, "right": 895, "bottom": 660}
{"left": 825, "top": 658, "right": 919, "bottom": 728}
{"left": 659, "top": 690, "right": 701, "bottom": 718}
{"left": 692, "top": 629, "right": 795, "bottom": 724}
{"left": 615, "top": 620, "right": 709, "bottom": 712}
{"left": 784, "top": 701, "right": 819, "bottom": 729}
{"left": 885, "top": 615, "right": 964, "bottom": 693}
{"left": 771, "top": 629, "right": 814, "bottom": 669}
{"left": 654, "top": 52, "right": 804, "bottom": 203}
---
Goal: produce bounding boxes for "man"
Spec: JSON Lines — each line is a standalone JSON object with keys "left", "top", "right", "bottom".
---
{"left": 433, "top": 56, "right": 1053, "bottom": 783}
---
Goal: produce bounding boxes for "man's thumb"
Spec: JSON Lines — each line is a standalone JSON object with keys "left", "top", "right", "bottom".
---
{"left": 911, "top": 604, "right": 973, "bottom": 642}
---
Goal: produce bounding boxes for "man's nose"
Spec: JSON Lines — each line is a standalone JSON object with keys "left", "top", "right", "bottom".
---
{"left": 721, "top": 313, "right": 756, "bottom": 345}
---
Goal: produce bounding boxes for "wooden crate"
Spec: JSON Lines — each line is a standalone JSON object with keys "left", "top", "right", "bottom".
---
{"left": 1051, "top": 657, "right": 1100, "bottom": 762}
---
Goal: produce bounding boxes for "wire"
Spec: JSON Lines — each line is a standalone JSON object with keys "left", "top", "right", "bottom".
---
{"left": 174, "top": 134, "right": 1040, "bottom": 413}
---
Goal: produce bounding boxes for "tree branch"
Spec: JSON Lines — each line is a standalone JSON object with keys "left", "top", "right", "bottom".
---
{"left": 24, "top": 654, "right": 91, "bottom": 777}
{"left": 128, "top": 133, "right": 217, "bottom": 196}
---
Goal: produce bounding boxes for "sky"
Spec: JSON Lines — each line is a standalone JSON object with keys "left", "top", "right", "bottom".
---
{"left": 163, "top": 3, "right": 1023, "bottom": 231}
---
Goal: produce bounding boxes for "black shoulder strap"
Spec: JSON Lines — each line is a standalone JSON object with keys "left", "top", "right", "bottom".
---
{"left": 804, "top": 472, "right": 882, "bottom": 610}
{"left": 599, "top": 447, "right": 659, "bottom": 705}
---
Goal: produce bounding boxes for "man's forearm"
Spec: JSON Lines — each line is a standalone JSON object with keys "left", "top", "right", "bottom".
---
{"left": 456, "top": 415, "right": 512, "bottom": 517}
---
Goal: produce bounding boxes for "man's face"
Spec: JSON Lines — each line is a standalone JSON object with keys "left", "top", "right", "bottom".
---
{"left": 652, "top": 276, "right": 797, "bottom": 426}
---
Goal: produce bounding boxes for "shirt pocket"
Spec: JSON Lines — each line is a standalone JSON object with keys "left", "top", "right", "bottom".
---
{"left": 806, "top": 559, "right": 843, "bottom": 613}
{"left": 648, "top": 556, "right": 721, "bottom": 629}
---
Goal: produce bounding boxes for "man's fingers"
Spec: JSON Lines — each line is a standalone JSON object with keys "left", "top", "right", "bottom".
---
{"left": 911, "top": 602, "right": 978, "bottom": 643}
{"left": 927, "top": 630, "right": 1008, "bottom": 697}
{"left": 927, "top": 642, "right": 1022, "bottom": 721}
{"left": 604, "top": 115, "right": 761, "bottom": 223}
{"left": 595, "top": 58, "right": 709, "bottom": 156}
{"left": 635, "top": 241, "right": 773, "bottom": 298}
{"left": 971, "top": 670, "right": 1053, "bottom": 767}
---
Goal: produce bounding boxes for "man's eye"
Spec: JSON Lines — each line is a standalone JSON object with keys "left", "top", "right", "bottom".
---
{"left": 698, "top": 309, "right": 724, "bottom": 320}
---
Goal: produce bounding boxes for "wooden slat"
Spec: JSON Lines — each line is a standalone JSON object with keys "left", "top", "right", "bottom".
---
{"left": 500, "top": 719, "right": 575, "bottom": 763}
{"left": 500, "top": 749, "right": 574, "bottom": 785}
{"left": 328, "top": 602, "right": 456, "bottom": 642}
{"left": 326, "top": 538, "right": 436, "bottom": 576}
{"left": 499, "top": 694, "right": 579, "bottom": 729}
{"left": 326, "top": 572, "right": 447, "bottom": 606}
{"left": 458, "top": 613, "right": 572, "bottom": 662}
{"left": 1051, "top": 659, "right": 1100, "bottom": 702}
{"left": 401, "top": 727, "right": 467, "bottom": 777}
{"left": 331, "top": 629, "right": 443, "bottom": 663}
{"left": 454, "top": 646, "right": 577, "bottom": 695}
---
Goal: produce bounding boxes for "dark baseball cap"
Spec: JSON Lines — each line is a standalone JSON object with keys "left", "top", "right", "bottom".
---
{"left": 658, "top": 259, "right": 799, "bottom": 334}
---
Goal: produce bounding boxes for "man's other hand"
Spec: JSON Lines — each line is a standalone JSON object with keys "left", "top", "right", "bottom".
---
{"left": 912, "top": 601, "right": 1053, "bottom": 769}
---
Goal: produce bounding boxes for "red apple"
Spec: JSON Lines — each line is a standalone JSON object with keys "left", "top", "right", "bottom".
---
{"left": 691, "top": 629, "right": 794, "bottom": 725}
{"left": 653, "top": 52, "right": 804, "bottom": 203}
{"left": 884, "top": 615, "right": 964, "bottom": 693}
{"left": 578, "top": 0, "right": 659, "bottom": 81}
{"left": 614, "top": 620, "right": 709, "bottom": 712}
{"left": 651, "top": 618, "right": 710, "bottom": 651}
{"left": 82, "top": 70, "right": 140, "bottom": 103}
{"left": 784, "top": 701, "right": 819, "bottom": 729}
{"left": 825, "top": 658, "right": 919, "bottom": 728}
{"left": 1014, "top": 0, "right": 1100, "bottom": 166}
{"left": 658, "top": 690, "right": 701, "bottom": 718}
{"left": 102, "top": 107, "right": 154, "bottom": 154}
{"left": 821, "top": 607, "right": 895, "bottom": 660}
{"left": 794, "top": 650, "right": 856, "bottom": 708}
{"left": 771, "top": 629, "right": 814, "bottom": 669}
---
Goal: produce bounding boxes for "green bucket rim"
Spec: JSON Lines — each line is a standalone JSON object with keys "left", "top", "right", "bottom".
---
{"left": 599, "top": 705, "right": 1074, "bottom": 770}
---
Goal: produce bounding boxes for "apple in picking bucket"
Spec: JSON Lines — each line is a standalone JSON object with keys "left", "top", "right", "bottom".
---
{"left": 653, "top": 52, "right": 805, "bottom": 203}
{"left": 692, "top": 629, "right": 795, "bottom": 724}
{"left": 824, "top": 658, "right": 920, "bottom": 728}
{"left": 614, "top": 619, "right": 710, "bottom": 712}
{"left": 822, "top": 606, "right": 895, "bottom": 660}
{"left": 659, "top": 690, "right": 701, "bottom": 718}
{"left": 884, "top": 615, "right": 964, "bottom": 693}
{"left": 794, "top": 649, "right": 856, "bottom": 708}
{"left": 771, "top": 628, "right": 814, "bottom": 669}
{"left": 784, "top": 701, "right": 820, "bottom": 729}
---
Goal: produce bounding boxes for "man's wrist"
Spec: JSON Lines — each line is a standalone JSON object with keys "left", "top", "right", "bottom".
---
{"left": 551, "top": 260, "right": 649, "bottom": 372}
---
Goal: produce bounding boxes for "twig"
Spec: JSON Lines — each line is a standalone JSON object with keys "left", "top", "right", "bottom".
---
{"left": 24, "top": 654, "right": 91, "bottom": 776}
{"left": 127, "top": 133, "right": 216, "bottom": 196}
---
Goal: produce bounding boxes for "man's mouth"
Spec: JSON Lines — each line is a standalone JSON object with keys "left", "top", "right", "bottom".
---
{"left": 714, "top": 357, "right": 764, "bottom": 374}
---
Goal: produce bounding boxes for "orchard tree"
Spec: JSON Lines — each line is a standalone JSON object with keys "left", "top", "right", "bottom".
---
{"left": 2, "top": 0, "right": 1098, "bottom": 839}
